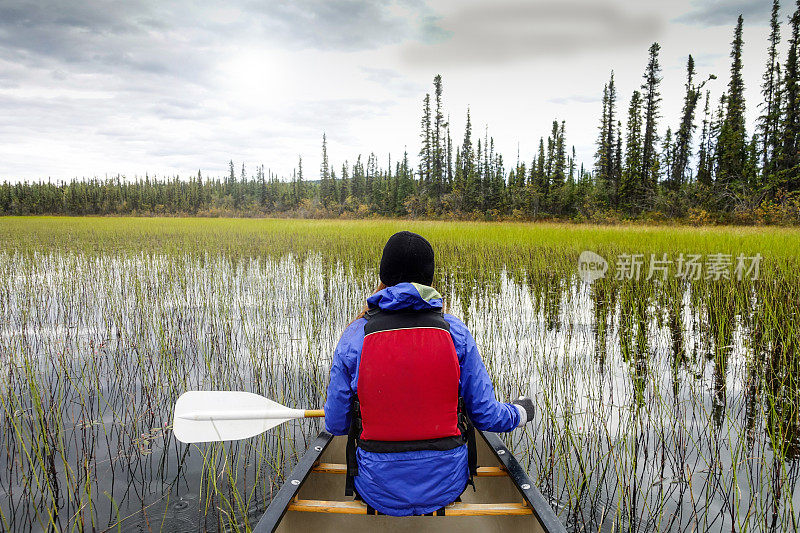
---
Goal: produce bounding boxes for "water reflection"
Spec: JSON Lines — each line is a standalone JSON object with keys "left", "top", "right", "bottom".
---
{"left": 0, "top": 251, "right": 798, "bottom": 531}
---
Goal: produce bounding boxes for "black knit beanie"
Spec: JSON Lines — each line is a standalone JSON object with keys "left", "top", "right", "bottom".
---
{"left": 379, "top": 231, "right": 435, "bottom": 286}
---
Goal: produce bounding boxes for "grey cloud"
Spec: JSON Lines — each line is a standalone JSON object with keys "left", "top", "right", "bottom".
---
{"left": 0, "top": 1, "right": 435, "bottom": 89}
{"left": 401, "top": 1, "right": 663, "bottom": 66}
{"left": 0, "top": 2, "right": 230, "bottom": 86}
{"left": 417, "top": 14, "right": 451, "bottom": 44}
{"left": 0, "top": 2, "right": 146, "bottom": 62}
{"left": 247, "top": 0, "right": 425, "bottom": 51}
{"left": 674, "top": 1, "right": 771, "bottom": 27}
{"left": 0, "top": 65, "right": 22, "bottom": 88}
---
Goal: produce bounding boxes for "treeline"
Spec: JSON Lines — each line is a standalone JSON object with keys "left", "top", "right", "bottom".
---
{"left": 2, "top": 4, "right": 800, "bottom": 224}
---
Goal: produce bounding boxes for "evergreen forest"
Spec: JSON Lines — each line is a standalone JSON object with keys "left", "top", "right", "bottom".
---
{"left": 2, "top": 4, "right": 799, "bottom": 224}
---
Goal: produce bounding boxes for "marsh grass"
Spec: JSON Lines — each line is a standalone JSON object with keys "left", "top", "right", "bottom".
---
{"left": 0, "top": 217, "right": 798, "bottom": 531}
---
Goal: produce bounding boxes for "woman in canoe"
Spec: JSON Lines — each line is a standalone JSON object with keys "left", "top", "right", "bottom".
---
{"left": 324, "top": 231, "right": 534, "bottom": 517}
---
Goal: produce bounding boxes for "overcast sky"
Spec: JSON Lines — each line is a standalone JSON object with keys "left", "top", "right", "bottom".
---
{"left": 0, "top": 0, "right": 782, "bottom": 182}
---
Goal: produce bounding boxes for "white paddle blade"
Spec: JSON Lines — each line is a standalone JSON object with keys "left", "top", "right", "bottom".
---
{"left": 172, "top": 391, "right": 304, "bottom": 443}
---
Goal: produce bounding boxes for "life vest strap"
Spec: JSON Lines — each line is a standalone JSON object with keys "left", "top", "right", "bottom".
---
{"left": 460, "top": 397, "right": 478, "bottom": 491}
{"left": 344, "top": 396, "right": 361, "bottom": 496}
{"left": 358, "top": 434, "right": 466, "bottom": 453}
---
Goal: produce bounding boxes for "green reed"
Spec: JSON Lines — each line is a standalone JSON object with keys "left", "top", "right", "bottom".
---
{"left": 0, "top": 217, "right": 798, "bottom": 531}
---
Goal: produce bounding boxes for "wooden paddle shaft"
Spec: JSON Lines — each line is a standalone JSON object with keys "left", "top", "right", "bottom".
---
{"left": 305, "top": 410, "right": 325, "bottom": 417}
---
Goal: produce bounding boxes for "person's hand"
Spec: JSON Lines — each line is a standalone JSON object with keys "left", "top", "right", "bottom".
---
{"left": 512, "top": 396, "right": 534, "bottom": 426}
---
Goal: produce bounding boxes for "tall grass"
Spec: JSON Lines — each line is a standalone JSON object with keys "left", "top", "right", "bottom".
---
{"left": 0, "top": 217, "right": 798, "bottom": 531}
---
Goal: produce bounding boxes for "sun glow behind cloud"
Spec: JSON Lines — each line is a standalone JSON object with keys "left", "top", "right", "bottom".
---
{"left": 222, "top": 51, "right": 288, "bottom": 108}
{"left": 0, "top": 0, "right": 780, "bottom": 181}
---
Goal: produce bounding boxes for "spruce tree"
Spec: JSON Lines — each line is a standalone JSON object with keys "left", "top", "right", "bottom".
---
{"left": 697, "top": 92, "right": 714, "bottom": 187}
{"left": 350, "top": 155, "right": 364, "bottom": 203}
{"left": 607, "top": 74, "right": 619, "bottom": 205}
{"left": 613, "top": 120, "right": 622, "bottom": 205}
{"left": 594, "top": 72, "right": 620, "bottom": 206}
{"left": 570, "top": 146, "right": 576, "bottom": 184}
{"left": 661, "top": 127, "right": 674, "bottom": 184}
{"left": 258, "top": 165, "right": 267, "bottom": 207}
{"left": 483, "top": 130, "right": 491, "bottom": 210}
{"left": 340, "top": 162, "right": 349, "bottom": 204}
{"left": 366, "top": 153, "right": 378, "bottom": 207}
{"left": 641, "top": 43, "right": 663, "bottom": 200}
{"left": 551, "top": 121, "right": 567, "bottom": 213}
{"left": 671, "top": 55, "right": 710, "bottom": 190}
{"left": 780, "top": 5, "right": 800, "bottom": 189}
{"left": 621, "top": 90, "right": 644, "bottom": 213}
{"left": 397, "top": 150, "right": 413, "bottom": 213}
{"left": 320, "top": 133, "right": 333, "bottom": 207}
{"left": 432, "top": 75, "right": 445, "bottom": 198}
{"left": 330, "top": 167, "right": 339, "bottom": 209}
{"left": 744, "top": 135, "right": 760, "bottom": 186}
{"left": 710, "top": 94, "right": 727, "bottom": 183}
{"left": 717, "top": 16, "right": 748, "bottom": 188}
{"left": 419, "top": 94, "right": 432, "bottom": 188}
{"left": 770, "top": 63, "right": 784, "bottom": 180}
{"left": 595, "top": 79, "right": 612, "bottom": 204}
{"left": 458, "top": 109, "right": 475, "bottom": 210}
{"left": 453, "top": 149, "right": 464, "bottom": 210}
{"left": 536, "top": 138, "right": 547, "bottom": 203}
{"left": 446, "top": 124, "right": 453, "bottom": 193}
{"left": 759, "top": 0, "right": 782, "bottom": 179}
{"left": 476, "top": 138, "right": 484, "bottom": 210}
{"left": 296, "top": 155, "right": 304, "bottom": 206}
{"left": 491, "top": 151, "right": 505, "bottom": 214}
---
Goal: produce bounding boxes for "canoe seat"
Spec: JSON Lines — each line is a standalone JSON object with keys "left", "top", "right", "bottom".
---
{"left": 311, "top": 462, "right": 508, "bottom": 477}
{"left": 287, "top": 498, "right": 533, "bottom": 516}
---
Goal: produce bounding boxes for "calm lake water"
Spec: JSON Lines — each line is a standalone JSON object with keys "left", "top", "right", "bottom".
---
{"left": 1, "top": 251, "right": 798, "bottom": 532}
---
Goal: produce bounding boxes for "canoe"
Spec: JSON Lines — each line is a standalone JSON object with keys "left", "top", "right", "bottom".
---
{"left": 254, "top": 430, "right": 566, "bottom": 533}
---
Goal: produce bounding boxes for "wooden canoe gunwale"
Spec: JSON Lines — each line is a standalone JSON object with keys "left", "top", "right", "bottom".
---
{"left": 480, "top": 431, "right": 566, "bottom": 533}
{"left": 253, "top": 430, "right": 566, "bottom": 533}
{"left": 253, "top": 431, "right": 334, "bottom": 533}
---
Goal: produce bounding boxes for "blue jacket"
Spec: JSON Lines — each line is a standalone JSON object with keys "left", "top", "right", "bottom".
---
{"left": 324, "top": 282, "right": 521, "bottom": 516}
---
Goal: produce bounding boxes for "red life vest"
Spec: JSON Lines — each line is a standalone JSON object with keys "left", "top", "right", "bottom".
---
{"left": 356, "top": 308, "right": 462, "bottom": 445}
